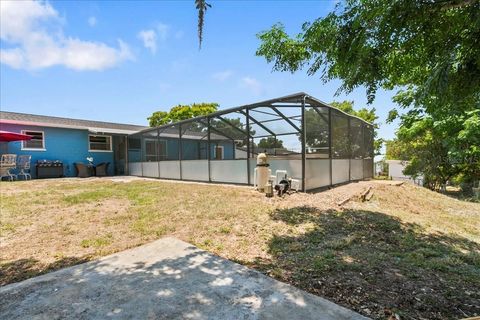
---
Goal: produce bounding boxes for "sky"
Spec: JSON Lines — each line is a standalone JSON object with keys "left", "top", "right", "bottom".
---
{"left": 0, "top": 0, "right": 400, "bottom": 153}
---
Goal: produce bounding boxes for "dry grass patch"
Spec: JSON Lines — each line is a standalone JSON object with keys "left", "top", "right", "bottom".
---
{"left": 1, "top": 179, "right": 286, "bottom": 284}
{"left": 1, "top": 178, "right": 479, "bottom": 320}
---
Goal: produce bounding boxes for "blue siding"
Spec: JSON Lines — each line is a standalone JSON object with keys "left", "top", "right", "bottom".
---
{"left": 128, "top": 150, "right": 141, "bottom": 162}
{"left": 1, "top": 124, "right": 114, "bottom": 178}
{"left": 219, "top": 141, "right": 234, "bottom": 159}
{"left": 182, "top": 140, "right": 207, "bottom": 160}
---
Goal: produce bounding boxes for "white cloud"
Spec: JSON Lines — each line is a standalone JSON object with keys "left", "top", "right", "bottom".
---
{"left": 241, "top": 76, "right": 263, "bottom": 95}
{"left": 212, "top": 70, "right": 233, "bottom": 82}
{"left": 137, "top": 23, "right": 171, "bottom": 54}
{"left": 137, "top": 29, "right": 157, "bottom": 54}
{"left": 0, "top": 0, "right": 133, "bottom": 71}
{"left": 0, "top": 47, "right": 25, "bottom": 69}
{"left": 88, "top": 16, "right": 97, "bottom": 27}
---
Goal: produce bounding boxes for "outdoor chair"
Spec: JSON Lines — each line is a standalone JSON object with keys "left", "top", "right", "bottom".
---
{"left": 75, "top": 162, "right": 92, "bottom": 178}
{"left": 95, "top": 162, "right": 109, "bottom": 177}
{"left": 17, "top": 155, "right": 32, "bottom": 180}
{"left": 0, "top": 154, "right": 17, "bottom": 181}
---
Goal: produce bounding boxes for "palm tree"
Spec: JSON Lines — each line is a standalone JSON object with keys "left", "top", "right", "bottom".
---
{"left": 195, "top": 0, "right": 211, "bottom": 49}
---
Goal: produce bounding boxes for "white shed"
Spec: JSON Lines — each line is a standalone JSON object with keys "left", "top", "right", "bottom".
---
{"left": 386, "top": 160, "right": 423, "bottom": 185}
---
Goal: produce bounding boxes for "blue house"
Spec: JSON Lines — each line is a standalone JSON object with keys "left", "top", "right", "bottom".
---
{"left": 0, "top": 111, "right": 147, "bottom": 178}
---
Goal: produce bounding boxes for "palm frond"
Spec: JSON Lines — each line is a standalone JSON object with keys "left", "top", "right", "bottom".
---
{"left": 195, "top": 0, "right": 211, "bottom": 49}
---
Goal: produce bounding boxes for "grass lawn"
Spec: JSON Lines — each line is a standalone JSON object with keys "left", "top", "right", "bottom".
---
{"left": 1, "top": 177, "right": 479, "bottom": 320}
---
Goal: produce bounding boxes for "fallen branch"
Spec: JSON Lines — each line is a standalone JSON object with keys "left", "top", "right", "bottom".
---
{"left": 360, "top": 186, "right": 373, "bottom": 202}
{"left": 365, "top": 189, "right": 374, "bottom": 201}
{"left": 337, "top": 197, "right": 351, "bottom": 206}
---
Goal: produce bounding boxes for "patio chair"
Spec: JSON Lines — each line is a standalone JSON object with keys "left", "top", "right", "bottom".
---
{"left": 95, "top": 162, "right": 110, "bottom": 177}
{"left": 17, "top": 155, "right": 32, "bottom": 180}
{"left": 0, "top": 154, "right": 17, "bottom": 181}
{"left": 75, "top": 162, "right": 91, "bottom": 178}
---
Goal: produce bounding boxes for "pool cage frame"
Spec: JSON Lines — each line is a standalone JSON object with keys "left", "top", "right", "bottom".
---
{"left": 127, "top": 92, "right": 374, "bottom": 191}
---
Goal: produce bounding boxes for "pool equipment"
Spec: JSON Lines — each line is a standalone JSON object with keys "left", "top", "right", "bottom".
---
{"left": 255, "top": 153, "right": 270, "bottom": 192}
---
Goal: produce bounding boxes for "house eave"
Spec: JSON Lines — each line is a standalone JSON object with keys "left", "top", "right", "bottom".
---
{"left": 0, "top": 119, "right": 140, "bottom": 135}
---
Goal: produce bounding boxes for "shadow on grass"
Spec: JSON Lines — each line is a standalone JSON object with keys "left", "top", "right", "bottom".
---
{"left": 442, "top": 189, "right": 480, "bottom": 203}
{"left": 0, "top": 256, "right": 90, "bottom": 286}
{"left": 246, "top": 207, "right": 480, "bottom": 320}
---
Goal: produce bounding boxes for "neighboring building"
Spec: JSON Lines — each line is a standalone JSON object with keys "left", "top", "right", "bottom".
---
{"left": 386, "top": 159, "right": 423, "bottom": 185}
{"left": 0, "top": 111, "right": 147, "bottom": 178}
{"left": 374, "top": 159, "right": 386, "bottom": 176}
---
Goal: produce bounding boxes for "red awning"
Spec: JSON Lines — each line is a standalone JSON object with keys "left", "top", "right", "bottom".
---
{"left": 0, "top": 131, "right": 32, "bottom": 142}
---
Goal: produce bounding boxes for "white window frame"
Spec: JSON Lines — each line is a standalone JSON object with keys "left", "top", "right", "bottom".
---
{"left": 143, "top": 139, "right": 168, "bottom": 161}
{"left": 214, "top": 145, "right": 224, "bottom": 160}
{"left": 88, "top": 134, "right": 112, "bottom": 152}
{"left": 21, "top": 130, "right": 46, "bottom": 151}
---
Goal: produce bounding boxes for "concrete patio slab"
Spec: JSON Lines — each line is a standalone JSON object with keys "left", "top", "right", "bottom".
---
{"left": 0, "top": 237, "right": 368, "bottom": 320}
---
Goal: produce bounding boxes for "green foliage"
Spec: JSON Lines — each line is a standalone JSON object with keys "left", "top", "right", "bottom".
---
{"left": 393, "top": 108, "right": 480, "bottom": 191}
{"left": 148, "top": 103, "right": 219, "bottom": 127}
{"left": 304, "top": 108, "right": 329, "bottom": 151}
{"left": 257, "top": 0, "right": 480, "bottom": 190}
{"left": 257, "top": 0, "right": 480, "bottom": 107}
{"left": 385, "top": 139, "right": 412, "bottom": 161}
{"left": 210, "top": 117, "right": 255, "bottom": 148}
{"left": 80, "top": 234, "right": 113, "bottom": 248}
{"left": 258, "top": 137, "right": 284, "bottom": 149}
{"left": 331, "top": 100, "right": 383, "bottom": 155}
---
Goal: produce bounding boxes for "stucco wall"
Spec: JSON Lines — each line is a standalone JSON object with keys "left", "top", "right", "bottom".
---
{"left": 388, "top": 161, "right": 407, "bottom": 179}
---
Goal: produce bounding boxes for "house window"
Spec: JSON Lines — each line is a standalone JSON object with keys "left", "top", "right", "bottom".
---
{"left": 144, "top": 139, "right": 167, "bottom": 161}
{"left": 144, "top": 140, "right": 157, "bottom": 161}
{"left": 214, "top": 145, "right": 224, "bottom": 160}
{"left": 89, "top": 135, "right": 112, "bottom": 151}
{"left": 21, "top": 130, "right": 45, "bottom": 150}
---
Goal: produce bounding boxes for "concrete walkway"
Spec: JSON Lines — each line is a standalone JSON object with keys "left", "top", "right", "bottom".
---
{"left": 0, "top": 238, "right": 368, "bottom": 320}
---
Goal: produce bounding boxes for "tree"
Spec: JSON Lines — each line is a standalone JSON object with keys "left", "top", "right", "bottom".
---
{"left": 195, "top": 0, "right": 211, "bottom": 49}
{"left": 258, "top": 137, "right": 284, "bottom": 149}
{"left": 257, "top": 0, "right": 480, "bottom": 191}
{"left": 304, "top": 108, "right": 329, "bottom": 152}
{"left": 148, "top": 103, "right": 219, "bottom": 127}
{"left": 148, "top": 103, "right": 255, "bottom": 149}
{"left": 256, "top": 0, "right": 479, "bottom": 108}
{"left": 385, "top": 139, "right": 411, "bottom": 161}
{"left": 390, "top": 107, "right": 480, "bottom": 191}
{"left": 210, "top": 117, "right": 255, "bottom": 148}
{"left": 330, "top": 100, "right": 382, "bottom": 155}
